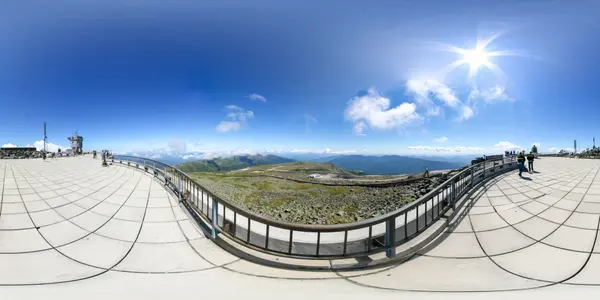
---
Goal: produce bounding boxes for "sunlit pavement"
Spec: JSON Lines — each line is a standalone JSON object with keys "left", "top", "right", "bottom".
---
{"left": 2, "top": 156, "right": 600, "bottom": 299}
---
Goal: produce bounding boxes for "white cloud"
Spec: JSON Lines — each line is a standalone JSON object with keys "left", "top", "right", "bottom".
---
{"left": 353, "top": 122, "right": 367, "bottom": 136}
{"left": 493, "top": 141, "right": 522, "bottom": 151}
{"left": 458, "top": 106, "right": 474, "bottom": 121}
{"left": 216, "top": 122, "right": 241, "bottom": 133}
{"left": 406, "top": 77, "right": 479, "bottom": 122}
{"left": 402, "top": 76, "right": 516, "bottom": 125}
{"left": 168, "top": 137, "right": 187, "bottom": 153}
{"left": 344, "top": 87, "right": 421, "bottom": 136}
{"left": 199, "top": 149, "right": 256, "bottom": 160}
{"left": 303, "top": 114, "right": 317, "bottom": 133}
{"left": 433, "top": 136, "right": 448, "bottom": 143}
{"left": 2, "top": 143, "right": 17, "bottom": 148}
{"left": 111, "top": 140, "right": 210, "bottom": 157}
{"left": 322, "top": 148, "right": 357, "bottom": 154}
{"left": 406, "top": 78, "right": 460, "bottom": 108}
{"left": 30, "top": 140, "right": 68, "bottom": 152}
{"left": 547, "top": 147, "right": 574, "bottom": 153}
{"left": 407, "top": 145, "right": 485, "bottom": 153}
{"left": 182, "top": 153, "right": 204, "bottom": 160}
{"left": 469, "top": 86, "right": 512, "bottom": 103}
{"left": 151, "top": 154, "right": 162, "bottom": 159}
{"left": 216, "top": 105, "right": 254, "bottom": 133}
{"left": 247, "top": 93, "right": 267, "bottom": 102}
{"left": 408, "top": 141, "right": 534, "bottom": 155}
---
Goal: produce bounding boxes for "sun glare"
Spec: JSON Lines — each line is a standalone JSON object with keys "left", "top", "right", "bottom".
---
{"left": 463, "top": 47, "right": 489, "bottom": 71}
{"left": 434, "top": 33, "right": 521, "bottom": 81}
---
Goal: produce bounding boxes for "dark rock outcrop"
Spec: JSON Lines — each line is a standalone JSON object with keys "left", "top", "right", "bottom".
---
{"left": 0, "top": 147, "right": 43, "bottom": 159}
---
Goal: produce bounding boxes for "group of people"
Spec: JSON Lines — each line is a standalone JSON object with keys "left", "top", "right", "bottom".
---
{"left": 516, "top": 151, "right": 536, "bottom": 177}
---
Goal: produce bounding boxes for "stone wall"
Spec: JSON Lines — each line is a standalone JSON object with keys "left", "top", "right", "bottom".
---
{"left": 0, "top": 147, "right": 43, "bottom": 159}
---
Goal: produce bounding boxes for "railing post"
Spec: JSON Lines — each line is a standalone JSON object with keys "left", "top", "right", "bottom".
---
{"left": 385, "top": 218, "right": 396, "bottom": 258}
{"left": 211, "top": 197, "right": 218, "bottom": 239}
{"left": 451, "top": 179, "right": 456, "bottom": 210}
{"left": 483, "top": 161, "right": 486, "bottom": 178}
{"left": 470, "top": 167, "right": 474, "bottom": 188}
{"left": 178, "top": 173, "right": 182, "bottom": 202}
{"left": 163, "top": 166, "right": 168, "bottom": 186}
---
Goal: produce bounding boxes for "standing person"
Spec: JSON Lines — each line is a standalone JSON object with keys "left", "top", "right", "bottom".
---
{"left": 526, "top": 151, "right": 535, "bottom": 173}
{"left": 517, "top": 151, "right": 526, "bottom": 177}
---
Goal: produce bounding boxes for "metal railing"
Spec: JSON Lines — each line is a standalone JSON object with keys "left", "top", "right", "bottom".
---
{"left": 111, "top": 155, "right": 516, "bottom": 259}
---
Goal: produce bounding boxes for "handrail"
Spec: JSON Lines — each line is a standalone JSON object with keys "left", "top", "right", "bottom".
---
{"left": 111, "top": 154, "right": 516, "bottom": 259}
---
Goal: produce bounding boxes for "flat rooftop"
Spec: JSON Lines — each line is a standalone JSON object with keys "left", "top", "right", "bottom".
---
{"left": 1, "top": 156, "right": 600, "bottom": 299}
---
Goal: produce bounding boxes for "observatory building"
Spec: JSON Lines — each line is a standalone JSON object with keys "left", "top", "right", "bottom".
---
{"left": 68, "top": 134, "right": 84, "bottom": 155}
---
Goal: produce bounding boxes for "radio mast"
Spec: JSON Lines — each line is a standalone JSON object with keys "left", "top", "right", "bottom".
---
{"left": 43, "top": 121, "right": 48, "bottom": 153}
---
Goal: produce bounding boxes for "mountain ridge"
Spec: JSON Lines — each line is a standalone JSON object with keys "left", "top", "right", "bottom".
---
{"left": 176, "top": 153, "right": 466, "bottom": 175}
{"left": 176, "top": 154, "right": 294, "bottom": 172}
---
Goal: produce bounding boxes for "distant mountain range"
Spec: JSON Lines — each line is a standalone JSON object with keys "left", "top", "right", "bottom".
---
{"left": 279, "top": 153, "right": 474, "bottom": 166}
{"left": 325, "top": 155, "right": 464, "bottom": 175}
{"left": 176, "top": 154, "right": 294, "bottom": 172}
{"left": 175, "top": 154, "right": 465, "bottom": 175}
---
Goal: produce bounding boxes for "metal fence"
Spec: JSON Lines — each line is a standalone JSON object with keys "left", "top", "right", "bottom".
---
{"left": 112, "top": 155, "right": 516, "bottom": 259}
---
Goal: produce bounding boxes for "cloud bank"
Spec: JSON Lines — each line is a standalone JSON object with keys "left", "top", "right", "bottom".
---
{"left": 2, "top": 141, "right": 69, "bottom": 152}
{"left": 344, "top": 78, "right": 512, "bottom": 135}
{"left": 344, "top": 87, "right": 421, "bottom": 136}
{"left": 216, "top": 105, "right": 254, "bottom": 133}
{"left": 247, "top": 93, "right": 267, "bottom": 102}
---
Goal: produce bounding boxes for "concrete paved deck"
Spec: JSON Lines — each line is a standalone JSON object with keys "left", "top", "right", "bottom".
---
{"left": 2, "top": 156, "right": 600, "bottom": 299}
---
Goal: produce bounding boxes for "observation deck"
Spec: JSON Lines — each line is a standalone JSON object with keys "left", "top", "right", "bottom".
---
{"left": 1, "top": 155, "right": 600, "bottom": 298}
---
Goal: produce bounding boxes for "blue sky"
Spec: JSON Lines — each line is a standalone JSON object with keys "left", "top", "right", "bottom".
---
{"left": 1, "top": 0, "right": 599, "bottom": 157}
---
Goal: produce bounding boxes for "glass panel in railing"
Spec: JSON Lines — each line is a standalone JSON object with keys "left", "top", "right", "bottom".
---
{"left": 189, "top": 184, "right": 197, "bottom": 208}
{"left": 247, "top": 219, "right": 268, "bottom": 248}
{"left": 288, "top": 231, "right": 318, "bottom": 256}
{"left": 393, "top": 212, "right": 406, "bottom": 242}
{"left": 265, "top": 225, "right": 291, "bottom": 254}
{"left": 231, "top": 212, "right": 250, "bottom": 241}
{"left": 404, "top": 208, "right": 418, "bottom": 238}
{"left": 221, "top": 204, "right": 236, "bottom": 234}
{"left": 425, "top": 197, "right": 435, "bottom": 225}
{"left": 429, "top": 193, "right": 439, "bottom": 219}
{"left": 199, "top": 190, "right": 209, "bottom": 215}
{"left": 416, "top": 199, "right": 428, "bottom": 231}
{"left": 317, "top": 231, "right": 347, "bottom": 256}
{"left": 341, "top": 226, "right": 370, "bottom": 255}
{"left": 216, "top": 201, "right": 225, "bottom": 227}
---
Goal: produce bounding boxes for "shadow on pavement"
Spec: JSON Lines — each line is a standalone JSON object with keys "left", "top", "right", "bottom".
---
{"left": 417, "top": 174, "right": 508, "bottom": 257}
{"left": 519, "top": 176, "right": 533, "bottom": 181}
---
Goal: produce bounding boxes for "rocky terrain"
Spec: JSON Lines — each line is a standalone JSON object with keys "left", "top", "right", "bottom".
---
{"left": 576, "top": 147, "right": 600, "bottom": 159}
{"left": 191, "top": 170, "right": 456, "bottom": 225}
{"left": 0, "top": 148, "right": 43, "bottom": 159}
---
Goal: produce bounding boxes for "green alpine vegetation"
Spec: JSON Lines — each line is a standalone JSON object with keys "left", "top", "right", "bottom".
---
{"left": 176, "top": 154, "right": 295, "bottom": 172}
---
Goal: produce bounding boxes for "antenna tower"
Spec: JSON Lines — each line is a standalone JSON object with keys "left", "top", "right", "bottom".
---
{"left": 43, "top": 121, "right": 48, "bottom": 153}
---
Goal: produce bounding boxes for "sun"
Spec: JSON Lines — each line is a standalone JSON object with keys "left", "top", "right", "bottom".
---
{"left": 463, "top": 47, "right": 490, "bottom": 71}
{"left": 451, "top": 45, "right": 495, "bottom": 79}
